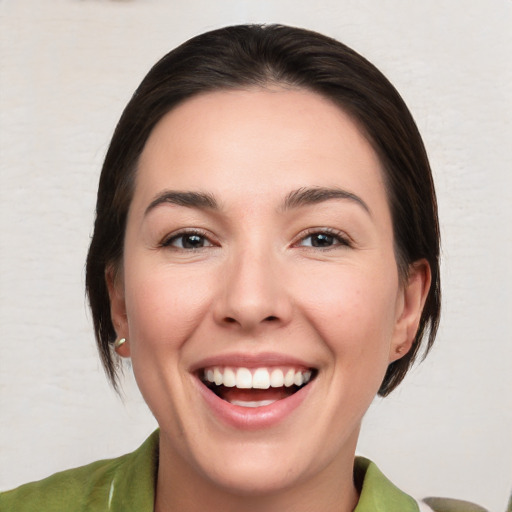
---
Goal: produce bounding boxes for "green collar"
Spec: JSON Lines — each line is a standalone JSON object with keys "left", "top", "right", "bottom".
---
{"left": 354, "top": 456, "right": 419, "bottom": 511}
{"left": 107, "top": 430, "right": 159, "bottom": 510}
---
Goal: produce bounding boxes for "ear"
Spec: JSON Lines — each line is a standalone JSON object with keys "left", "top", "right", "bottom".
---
{"left": 389, "top": 259, "right": 431, "bottom": 363}
{"left": 106, "top": 265, "right": 131, "bottom": 358}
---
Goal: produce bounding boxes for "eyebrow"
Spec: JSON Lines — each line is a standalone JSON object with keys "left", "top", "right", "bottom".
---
{"left": 145, "top": 190, "right": 219, "bottom": 216}
{"left": 144, "top": 186, "right": 371, "bottom": 216}
{"left": 282, "top": 187, "right": 371, "bottom": 215}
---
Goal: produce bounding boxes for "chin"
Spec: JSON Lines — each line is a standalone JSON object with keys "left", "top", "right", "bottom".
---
{"left": 199, "top": 454, "right": 310, "bottom": 497}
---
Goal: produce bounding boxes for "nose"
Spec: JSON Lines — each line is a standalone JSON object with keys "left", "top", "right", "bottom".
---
{"left": 213, "top": 247, "right": 293, "bottom": 332}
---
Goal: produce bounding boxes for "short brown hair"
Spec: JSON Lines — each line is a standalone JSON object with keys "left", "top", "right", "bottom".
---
{"left": 86, "top": 24, "right": 440, "bottom": 396}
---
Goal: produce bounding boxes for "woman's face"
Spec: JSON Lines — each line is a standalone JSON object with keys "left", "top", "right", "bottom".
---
{"left": 110, "top": 88, "right": 426, "bottom": 495}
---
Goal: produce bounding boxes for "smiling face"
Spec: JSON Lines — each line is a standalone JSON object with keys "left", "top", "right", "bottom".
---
{"left": 108, "top": 88, "right": 428, "bottom": 507}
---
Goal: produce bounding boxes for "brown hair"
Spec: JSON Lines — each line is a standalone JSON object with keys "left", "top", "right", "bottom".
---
{"left": 86, "top": 24, "right": 440, "bottom": 396}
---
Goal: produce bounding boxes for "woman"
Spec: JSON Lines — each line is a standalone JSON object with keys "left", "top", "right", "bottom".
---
{"left": 1, "top": 24, "right": 441, "bottom": 511}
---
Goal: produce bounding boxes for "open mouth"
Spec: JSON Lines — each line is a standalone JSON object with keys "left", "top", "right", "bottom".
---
{"left": 200, "top": 366, "right": 316, "bottom": 408}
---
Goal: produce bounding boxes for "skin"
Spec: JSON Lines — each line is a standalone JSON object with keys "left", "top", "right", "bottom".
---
{"left": 108, "top": 88, "right": 430, "bottom": 512}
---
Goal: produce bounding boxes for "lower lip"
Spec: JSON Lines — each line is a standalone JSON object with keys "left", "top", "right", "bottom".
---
{"left": 194, "top": 377, "right": 313, "bottom": 431}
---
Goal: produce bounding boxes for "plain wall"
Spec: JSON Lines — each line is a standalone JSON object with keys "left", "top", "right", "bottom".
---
{"left": 1, "top": 1, "right": 511, "bottom": 510}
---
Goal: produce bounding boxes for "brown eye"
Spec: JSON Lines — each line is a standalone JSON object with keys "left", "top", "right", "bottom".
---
{"left": 309, "top": 233, "right": 335, "bottom": 247}
{"left": 164, "top": 232, "right": 213, "bottom": 249}
{"left": 298, "top": 230, "right": 350, "bottom": 249}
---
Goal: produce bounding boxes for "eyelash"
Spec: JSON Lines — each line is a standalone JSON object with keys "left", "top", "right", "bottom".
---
{"left": 160, "top": 227, "right": 352, "bottom": 251}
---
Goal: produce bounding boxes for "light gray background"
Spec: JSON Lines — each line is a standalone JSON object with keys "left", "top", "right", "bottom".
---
{"left": 1, "top": 1, "right": 511, "bottom": 510}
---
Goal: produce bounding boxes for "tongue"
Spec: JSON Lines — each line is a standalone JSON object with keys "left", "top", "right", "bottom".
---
{"left": 220, "top": 387, "right": 294, "bottom": 403}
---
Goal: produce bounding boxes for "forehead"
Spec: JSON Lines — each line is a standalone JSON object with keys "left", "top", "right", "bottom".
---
{"left": 134, "top": 88, "right": 388, "bottom": 213}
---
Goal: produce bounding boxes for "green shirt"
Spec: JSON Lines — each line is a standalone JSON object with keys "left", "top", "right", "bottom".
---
{"left": 0, "top": 431, "right": 419, "bottom": 511}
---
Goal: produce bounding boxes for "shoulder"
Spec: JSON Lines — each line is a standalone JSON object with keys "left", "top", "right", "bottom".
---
{"left": 0, "top": 431, "right": 159, "bottom": 512}
{"left": 0, "top": 456, "right": 124, "bottom": 512}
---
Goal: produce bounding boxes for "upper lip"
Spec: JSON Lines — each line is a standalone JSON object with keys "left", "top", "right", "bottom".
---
{"left": 190, "top": 352, "right": 316, "bottom": 373}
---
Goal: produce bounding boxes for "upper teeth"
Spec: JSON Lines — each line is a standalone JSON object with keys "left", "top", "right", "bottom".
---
{"left": 203, "top": 367, "right": 312, "bottom": 389}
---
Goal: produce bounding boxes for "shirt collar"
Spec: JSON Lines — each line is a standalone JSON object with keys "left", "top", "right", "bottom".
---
{"left": 354, "top": 456, "right": 419, "bottom": 511}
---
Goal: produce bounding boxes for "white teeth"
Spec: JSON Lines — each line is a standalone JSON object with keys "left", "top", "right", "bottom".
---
{"left": 236, "top": 368, "right": 252, "bottom": 389}
{"left": 229, "top": 399, "right": 276, "bottom": 408}
{"left": 223, "top": 368, "right": 236, "bottom": 387}
{"left": 213, "top": 367, "right": 223, "bottom": 386}
{"left": 284, "top": 369, "right": 295, "bottom": 387}
{"left": 252, "top": 368, "right": 270, "bottom": 389}
{"left": 270, "top": 369, "right": 284, "bottom": 388}
{"left": 203, "top": 366, "right": 313, "bottom": 389}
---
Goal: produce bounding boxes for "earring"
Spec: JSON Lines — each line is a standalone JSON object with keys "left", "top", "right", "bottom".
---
{"left": 114, "top": 337, "right": 126, "bottom": 349}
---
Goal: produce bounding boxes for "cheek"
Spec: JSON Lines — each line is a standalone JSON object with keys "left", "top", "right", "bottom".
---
{"left": 121, "top": 262, "right": 216, "bottom": 428}
{"left": 124, "top": 263, "right": 213, "bottom": 355}
{"left": 296, "top": 263, "right": 399, "bottom": 362}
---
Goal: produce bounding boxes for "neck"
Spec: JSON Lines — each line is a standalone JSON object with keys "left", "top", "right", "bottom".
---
{"left": 154, "top": 435, "right": 359, "bottom": 512}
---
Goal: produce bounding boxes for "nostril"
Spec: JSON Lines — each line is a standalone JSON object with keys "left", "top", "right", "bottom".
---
{"left": 223, "top": 315, "right": 278, "bottom": 326}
